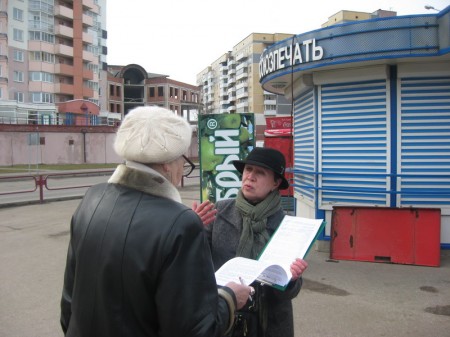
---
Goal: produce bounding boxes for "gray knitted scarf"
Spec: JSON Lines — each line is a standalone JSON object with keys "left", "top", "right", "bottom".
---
{"left": 235, "top": 189, "right": 281, "bottom": 259}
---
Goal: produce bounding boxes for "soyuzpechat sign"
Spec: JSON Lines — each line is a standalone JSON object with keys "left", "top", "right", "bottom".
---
{"left": 198, "top": 113, "right": 255, "bottom": 203}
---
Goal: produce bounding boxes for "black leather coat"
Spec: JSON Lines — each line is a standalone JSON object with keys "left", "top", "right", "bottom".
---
{"left": 61, "top": 164, "right": 235, "bottom": 337}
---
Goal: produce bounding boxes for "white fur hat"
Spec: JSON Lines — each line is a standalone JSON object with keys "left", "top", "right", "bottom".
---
{"left": 114, "top": 106, "right": 192, "bottom": 164}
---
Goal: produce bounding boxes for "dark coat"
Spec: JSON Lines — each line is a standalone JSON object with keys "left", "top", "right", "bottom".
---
{"left": 205, "top": 199, "right": 302, "bottom": 337}
{"left": 61, "top": 164, "right": 235, "bottom": 337}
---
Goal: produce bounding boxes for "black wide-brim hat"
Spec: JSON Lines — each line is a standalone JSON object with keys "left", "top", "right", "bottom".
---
{"left": 232, "top": 147, "right": 290, "bottom": 190}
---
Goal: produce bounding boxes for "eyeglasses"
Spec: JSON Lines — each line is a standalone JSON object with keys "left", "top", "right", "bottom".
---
{"left": 182, "top": 155, "right": 195, "bottom": 177}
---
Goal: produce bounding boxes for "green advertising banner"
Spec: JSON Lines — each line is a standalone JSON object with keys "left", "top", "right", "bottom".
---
{"left": 198, "top": 113, "right": 255, "bottom": 203}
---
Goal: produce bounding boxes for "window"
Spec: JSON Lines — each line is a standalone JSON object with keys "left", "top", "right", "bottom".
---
{"left": 14, "top": 92, "right": 24, "bottom": 102}
{"left": 158, "top": 86, "right": 164, "bottom": 97}
{"left": 29, "top": 51, "right": 55, "bottom": 63}
{"left": 85, "top": 80, "right": 98, "bottom": 91}
{"left": 109, "top": 84, "right": 114, "bottom": 95}
{"left": 13, "top": 8, "right": 24, "bottom": 21}
{"left": 31, "top": 92, "right": 54, "bottom": 103}
{"left": 149, "top": 87, "right": 155, "bottom": 97}
{"left": 42, "top": 52, "right": 55, "bottom": 63}
{"left": 30, "top": 51, "right": 41, "bottom": 61}
{"left": 13, "top": 28, "right": 24, "bottom": 42}
{"left": 14, "top": 71, "right": 24, "bottom": 82}
{"left": 88, "top": 63, "right": 99, "bottom": 73}
{"left": 30, "top": 72, "right": 54, "bottom": 82}
{"left": 29, "top": 31, "right": 55, "bottom": 43}
{"left": 13, "top": 50, "right": 24, "bottom": 62}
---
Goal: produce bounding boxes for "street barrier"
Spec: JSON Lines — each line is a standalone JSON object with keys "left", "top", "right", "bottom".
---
{"left": 0, "top": 170, "right": 114, "bottom": 204}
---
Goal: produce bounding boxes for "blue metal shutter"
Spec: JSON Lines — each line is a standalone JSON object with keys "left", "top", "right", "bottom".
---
{"left": 320, "top": 80, "right": 389, "bottom": 207}
{"left": 399, "top": 76, "right": 450, "bottom": 208}
{"left": 293, "top": 88, "right": 315, "bottom": 204}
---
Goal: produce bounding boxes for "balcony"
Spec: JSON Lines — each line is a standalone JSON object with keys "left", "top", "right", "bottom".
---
{"left": 27, "top": 60, "right": 47, "bottom": 72}
{"left": 236, "top": 53, "right": 247, "bottom": 62}
{"left": 55, "top": 5, "right": 74, "bottom": 19}
{"left": 264, "top": 99, "right": 276, "bottom": 105}
{"left": 55, "top": 44, "right": 74, "bottom": 57}
{"left": 83, "top": 31, "right": 93, "bottom": 44}
{"left": 236, "top": 82, "right": 248, "bottom": 90}
{"left": 83, "top": 87, "right": 94, "bottom": 98}
{"left": 227, "top": 76, "right": 236, "bottom": 86}
{"left": 82, "top": 13, "right": 94, "bottom": 27}
{"left": 83, "top": 50, "right": 97, "bottom": 62}
{"left": 55, "top": 83, "right": 75, "bottom": 95}
{"left": 236, "top": 91, "right": 248, "bottom": 100}
{"left": 28, "top": 40, "right": 54, "bottom": 54}
{"left": 236, "top": 62, "right": 248, "bottom": 71}
{"left": 237, "top": 101, "right": 249, "bottom": 109}
{"left": 83, "top": 68, "right": 94, "bottom": 80}
{"left": 55, "top": 63, "right": 74, "bottom": 76}
{"left": 29, "top": 81, "right": 55, "bottom": 92}
{"left": 264, "top": 109, "right": 277, "bottom": 116}
{"left": 219, "top": 81, "right": 227, "bottom": 89}
{"left": 55, "top": 24, "right": 74, "bottom": 38}
{"left": 227, "top": 105, "right": 236, "bottom": 113}
{"left": 236, "top": 72, "right": 248, "bottom": 81}
{"left": 83, "top": 0, "right": 98, "bottom": 12}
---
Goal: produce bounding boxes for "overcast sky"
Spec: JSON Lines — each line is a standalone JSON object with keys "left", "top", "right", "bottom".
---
{"left": 106, "top": 0, "right": 448, "bottom": 85}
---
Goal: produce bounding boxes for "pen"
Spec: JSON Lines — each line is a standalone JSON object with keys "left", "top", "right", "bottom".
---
{"left": 239, "top": 277, "right": 254, "bottom": 302}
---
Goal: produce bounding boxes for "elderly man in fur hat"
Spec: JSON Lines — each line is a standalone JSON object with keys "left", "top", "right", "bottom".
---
{"left": 60, "top": 106, "right": 252, "bottom": 337}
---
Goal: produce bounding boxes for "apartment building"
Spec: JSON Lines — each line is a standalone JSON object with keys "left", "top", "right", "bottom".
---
{"left": 106, "top": 63, "right": 201, "bottom": 123}
{"left": 197, "top": 33, "right": 294, "bottom": 118}
{"left": 321, "top": 8, "right": 396, "bottom": 27}
{"left": 0, "top": 0, "right": 108, "bottom": 125}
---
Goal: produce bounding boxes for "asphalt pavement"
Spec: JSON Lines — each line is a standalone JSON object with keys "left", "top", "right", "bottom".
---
{"left": 1, "top": 174, "right": 449, "bottom": 337}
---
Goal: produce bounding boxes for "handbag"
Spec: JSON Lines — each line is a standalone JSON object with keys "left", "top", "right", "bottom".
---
{"left": 228, "top": 283, "right": 266, "bottom": 337}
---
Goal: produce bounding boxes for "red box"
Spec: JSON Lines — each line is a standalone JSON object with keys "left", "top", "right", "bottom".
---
{"left": 330, "top": 206, "right": 441, "bottom": 267}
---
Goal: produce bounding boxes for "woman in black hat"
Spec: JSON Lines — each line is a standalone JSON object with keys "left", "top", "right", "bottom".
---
{"left": 202, "top": 147, "right": 308, "bottom": 337}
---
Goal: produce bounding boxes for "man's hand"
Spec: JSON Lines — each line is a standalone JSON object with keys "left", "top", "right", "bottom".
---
{"left": 225, "top": 282, "right": 254, "bottom": 310}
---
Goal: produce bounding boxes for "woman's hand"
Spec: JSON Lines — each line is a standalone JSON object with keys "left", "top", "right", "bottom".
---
{"left": 290, "top": 258, "right": 308, "bottom": 280}
{"left": 192, "top": 200, "right": 217, "bottom": 226}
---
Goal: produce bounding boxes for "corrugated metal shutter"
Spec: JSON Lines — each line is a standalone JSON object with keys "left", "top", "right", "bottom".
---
{"left": 320, "top": 80, "right": 389, "bottom": 207}
{"left": 293, "top": 88, "right": 315, "bottom": 204}
{"left": 399, "top": 76, "right": 450, "bottom": 208}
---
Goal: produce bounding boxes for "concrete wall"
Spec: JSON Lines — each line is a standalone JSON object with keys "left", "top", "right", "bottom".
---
{"left": 0, "top": 125, "right": 199, "bottom": 166}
